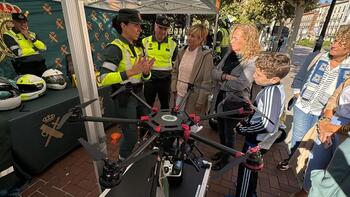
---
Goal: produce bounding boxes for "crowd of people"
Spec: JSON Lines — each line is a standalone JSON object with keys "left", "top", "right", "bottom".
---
{"left": 3, "top": 7, "right": 350, "bottom": 197}
{"left": 98, "top": 8, "right": 350, "bottom": 197}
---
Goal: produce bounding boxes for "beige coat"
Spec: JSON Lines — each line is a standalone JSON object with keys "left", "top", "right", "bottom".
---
{"left": 171, "top": 46, "right": 213, "bottom": 114}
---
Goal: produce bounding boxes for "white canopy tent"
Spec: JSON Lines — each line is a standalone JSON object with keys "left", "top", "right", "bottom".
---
{"left": 59, "top": 0, "right": 219, "bottom": 193}
{"left": 84, "top": 0, "right": 217, "bottom": 14}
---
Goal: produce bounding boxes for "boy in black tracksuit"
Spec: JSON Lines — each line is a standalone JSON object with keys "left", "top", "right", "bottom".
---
{"left": 235, "top": 53, "right": 291, "bottom": 197}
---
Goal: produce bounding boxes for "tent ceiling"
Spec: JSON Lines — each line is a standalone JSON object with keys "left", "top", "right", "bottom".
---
{"left": 82, "top": 0, "right": 217, "bottom": 14}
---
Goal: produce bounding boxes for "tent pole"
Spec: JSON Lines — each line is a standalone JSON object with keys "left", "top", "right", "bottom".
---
{"left": 61, "top": 0, "right": 106, "bottom": 194}
{"left": 213, "top": 13, "right": 219, "bottom": 51}
{"left": 186, "top": 14, "right": 191, "bottom": 30}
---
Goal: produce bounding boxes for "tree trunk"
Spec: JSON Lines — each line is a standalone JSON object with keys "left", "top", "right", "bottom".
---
{"left": 287, "top": 1, "right": 305, "bottom": 56}
{"left": 272, "top": 19, "right": 284, "bottom": 52}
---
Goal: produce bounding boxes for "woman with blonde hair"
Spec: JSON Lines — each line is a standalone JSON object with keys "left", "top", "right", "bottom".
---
{"left": 171, "top": 24, "right": 214, "bottom": 114}
{"left": 210, "top": 24, "right": 261, "bottom": 170}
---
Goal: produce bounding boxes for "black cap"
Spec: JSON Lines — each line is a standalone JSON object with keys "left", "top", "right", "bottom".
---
{"left": 12, "top": 13, "right": 27, "bottom": 21}
{"left": 117, "top": 8, "right": 142, "bottom": 24}
{"left": 155, "top": 15, "right": 170, "bottom": 28}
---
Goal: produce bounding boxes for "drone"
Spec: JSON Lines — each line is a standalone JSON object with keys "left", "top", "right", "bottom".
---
{"left": 57, "top": 82, "right": 283, "bottom": 196}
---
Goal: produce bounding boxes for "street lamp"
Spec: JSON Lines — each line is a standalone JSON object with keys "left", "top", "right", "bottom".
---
{"left": 313, "top": 0, "right": 337, "bottom": 52}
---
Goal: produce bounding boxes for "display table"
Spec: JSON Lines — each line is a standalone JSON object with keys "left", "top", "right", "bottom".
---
{"left": 100, "top": 155, "right": 212, "bottom": 197}
{"left": 0, "top": 86, "right": 115, "bottom": 189}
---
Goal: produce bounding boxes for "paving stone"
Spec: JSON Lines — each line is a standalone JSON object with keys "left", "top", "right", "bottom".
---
{"left": 209, "top": 182, "right": 230, "bottom": 195}
{"left": 38, "top": 185, "right": 67, "bottom": 197}
{"left": 29, "top": 191, "right": 47, "bottom": 197}
{"left": 62, "top": 183, "right": 89, "bottom": 197}
{"left": 21, "top": 180, "right": 45, "bottom": 197}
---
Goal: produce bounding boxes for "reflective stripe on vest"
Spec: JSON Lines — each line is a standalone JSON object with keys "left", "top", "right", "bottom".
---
{"left": 110, "top": 39, "right": 143, "bottom": 84}
{"left": 143, "top": 36, "right": 176, "bottom": 71}
{"left": 4, "top": 30, "right": 40, "bottom": 57}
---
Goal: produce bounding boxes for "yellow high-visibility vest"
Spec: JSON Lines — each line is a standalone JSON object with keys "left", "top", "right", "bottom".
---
{"left": 4, "top": 29, "right": 46, "bottom": 57}
{"left": 100, "top": 39, "right": 151, "bottom": 86}
{"left": 142, "top": 36, "right": 176, "bottom": 71}
{"left": 215, "top": 28, "right": 229, "bottom": 53}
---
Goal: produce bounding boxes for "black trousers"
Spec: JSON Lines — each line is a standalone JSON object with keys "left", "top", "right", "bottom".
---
{"left": 217, "top": 117, "right": 239, "bottom": 161}
{"left": 13, "top": 58, "right": 47, "bottom": 76}
{"left": 235, "top": 137, "right": 267, "bottom": 197}
{"left": 216, "top": 90, "right": 247, "bottom": 161}
{"left": 144, "top": 78, "right": 171, "bottom": 109}
{"left": 111, "top": 86, "right": 149, "bottom": 159}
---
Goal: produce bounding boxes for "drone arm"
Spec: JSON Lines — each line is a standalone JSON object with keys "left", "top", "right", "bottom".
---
{"left": 200, "top": 108, "right": 249, "bottom": 120}
{"left": 80, "top": 116, "right": 140, "bottom": 124}
{"left": 130, "top": 90, "right": 152, "bottom": 110}
{"left": 127, "top": 134, "right": 158, "bottom": 159}
{"left": 190, "top": 133, "right": 244, "bottom": 157}
{"left": 176, "top": 90, "right": 191, "bottom": 111}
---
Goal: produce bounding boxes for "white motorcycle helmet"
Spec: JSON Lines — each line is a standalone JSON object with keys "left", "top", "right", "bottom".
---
{"left": 0, "top": 77, "right": 21, "bottom": 110}
{"left": 16, "top": 74, "right": 46, "bottom": 101}
{"left": 42, "top": 69, "right": 67, "bottom": 90}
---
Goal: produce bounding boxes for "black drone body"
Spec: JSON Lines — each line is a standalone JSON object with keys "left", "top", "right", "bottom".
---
{"left": 57, "top": 82, "right": 282, "bottom": 193}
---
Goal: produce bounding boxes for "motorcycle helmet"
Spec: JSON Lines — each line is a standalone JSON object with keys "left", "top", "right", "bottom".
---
{"left": 42, "top": 69, "right": 67, "bottom": 90}
{"left": 16, "top": 74, "right": 46, "bottom": 101}
{"left": 0, "top": 77, "right": 21, "bottom": 110}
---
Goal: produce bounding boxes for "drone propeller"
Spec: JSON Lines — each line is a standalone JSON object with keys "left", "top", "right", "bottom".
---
{"left": 110, "top": 85, "right": 126, "bottom": 99}
{"left": 177, "top": 79, "right": 211, "bottom": 92}
{"left": 57, "top": 99, "right": 98, "bottom": 129}
{"left": 200, "top": 108, "right": 250, "bottom": 120}
{"left": 119, "top": 148, "right": 159, "bottom": 168}
{"left": 174, "top": 80, "right": 212, "bottom": 112}
{"left": 213, "top": 154, "right": 249, "bottom": 179}
{"left": 110, "top": 83, "right": 152, "bottom": 110}
{"left": 78, "top": 138, "right": 106, "bottom": 161}
{"left": 79, "top": 136, "right": 157, "bottom": 163}
{"left": 257, "top": 129, "right": 282, "bottom": 150}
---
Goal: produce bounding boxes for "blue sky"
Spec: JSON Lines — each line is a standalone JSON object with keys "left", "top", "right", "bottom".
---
{"left": 319, "top": 0, "right": 330, "bottom": 3}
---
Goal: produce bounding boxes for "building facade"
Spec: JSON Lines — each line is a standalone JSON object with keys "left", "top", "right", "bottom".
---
{"left": 298, "top": 0, "right": 350, "bottom": 41}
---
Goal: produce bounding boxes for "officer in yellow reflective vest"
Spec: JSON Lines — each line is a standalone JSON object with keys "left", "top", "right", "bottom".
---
{"left": 215, "top": 19, "right": 230, "bottom": 58}
{"left": 142, "top": 15, "right": 177, "bottom": 109}
{"left": 99, "top": 9, "right": 154, "bottom": 160}
{"left": 3, "top": 13, "right": 47, "bottom": 76}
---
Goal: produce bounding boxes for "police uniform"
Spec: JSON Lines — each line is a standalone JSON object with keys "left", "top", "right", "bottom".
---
{"left": 215, "top": 27, "right": 230, "bottom": 58}
{"left": 3, "top": 13, "right": 47, "bottom": 76}
{"left": 99, "top": 9, "right": 151, "bottom": 159}
{"left": 142, "top": 16, "right": 177, "bottom": 109}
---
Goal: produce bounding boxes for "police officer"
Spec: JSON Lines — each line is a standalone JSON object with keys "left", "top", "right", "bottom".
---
{"left": 142, "top": 15, "right": 177, "bottom": 109}
{"left": 99, "top": 9, "right": 154, "bottom": 160}
{"left": 3, "top": 13, "right": 47, "bottom": 76}
{"left": 215, "top": 18, "right": 230, "bottom": 58}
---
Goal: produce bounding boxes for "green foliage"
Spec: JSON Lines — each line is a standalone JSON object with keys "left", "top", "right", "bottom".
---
{"left": 219, "top": 0, "right": 318, "bottom": 25}
{"left": 297, "top": 39, "right": 315, "bottom": 48}
{"left": 296, "top": 39, "right": 331, "bottom": 50}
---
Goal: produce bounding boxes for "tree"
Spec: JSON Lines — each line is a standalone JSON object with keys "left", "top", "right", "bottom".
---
{"left": 219, "top": 0, "right": 318, "bottom": 55}
{"left": 283, "top": 0, "right": 318, "bottom": 56}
